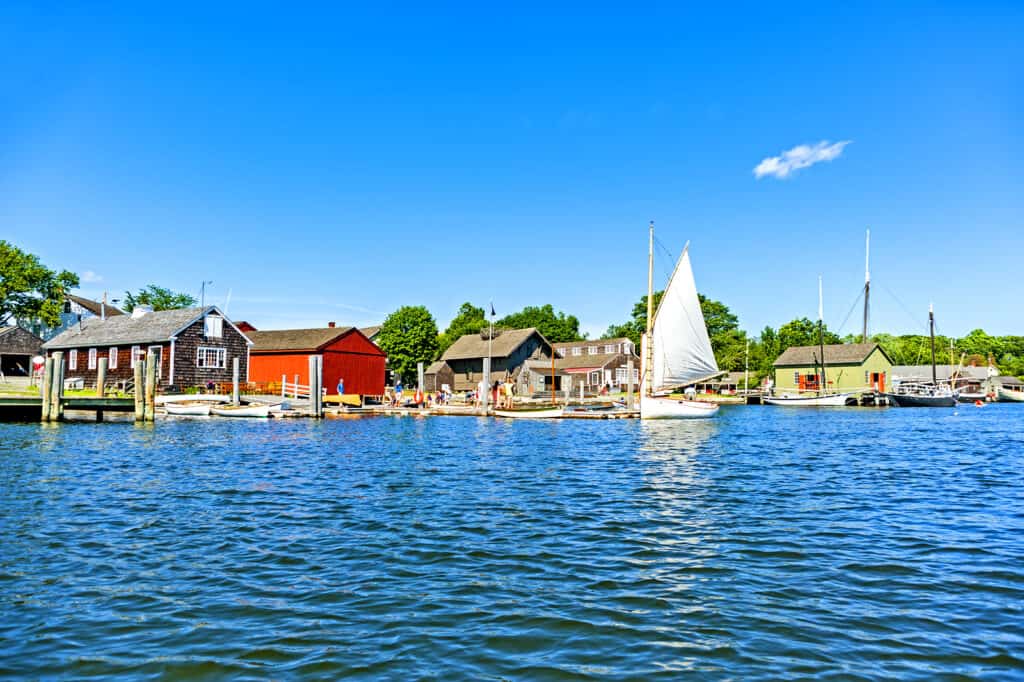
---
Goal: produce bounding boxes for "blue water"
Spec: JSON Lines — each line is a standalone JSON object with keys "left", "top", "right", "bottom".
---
{"left": 1, "top": 406, "right": 1023, "bottom": 679}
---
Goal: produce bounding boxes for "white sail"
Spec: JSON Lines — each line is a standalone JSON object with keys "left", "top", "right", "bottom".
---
{"left": 650, "top": 247, "right": 719, "bottom": 392}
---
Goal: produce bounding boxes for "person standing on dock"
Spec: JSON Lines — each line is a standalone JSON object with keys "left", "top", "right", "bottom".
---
{"left": 337, "top": 377, "right": 344, "bottom": 397}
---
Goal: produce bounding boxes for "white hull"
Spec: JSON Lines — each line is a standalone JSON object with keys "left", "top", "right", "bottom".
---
{"left": 165, "top": 403, "right": 211, "bottom": 416}
{"left": 156, "top": 394, "right": 230, "bottom": 405}
{"left": 763, "top": 392, "right": 854, "bottom": 407}
{"left": 493, "top": 407, "right": 563, "bottom": 419}
{"left": 211, "top": 404, "right": 271, "bottom": 418}
{"left": 997, "top": 387, "right": 1024, "bottom": 403}
{"left": 640, "top": 396, "right": 719, "bottom": 419}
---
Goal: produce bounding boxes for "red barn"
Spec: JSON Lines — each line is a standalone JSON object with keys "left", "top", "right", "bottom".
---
{"left": 248, "top": 326, "right": 385, "bottom": 395}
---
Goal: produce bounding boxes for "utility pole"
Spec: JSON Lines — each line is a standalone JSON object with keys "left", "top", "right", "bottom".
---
{"left": 200, "top": 280, "right": 213, "bottom": 308}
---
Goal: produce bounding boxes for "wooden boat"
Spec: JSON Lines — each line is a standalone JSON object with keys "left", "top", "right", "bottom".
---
{"left": 640, "top": 222, "right": 720, "bottom": 420}
{"left": 492, "top": 406, "right": 563, "bottom": 419}
{"left": 955, "top": 391, "right": 987, "bottom": 403}
{"left": 997, "top": 386, "right": 1024, "bottom": 402}
{"left": 156, "top": 394, "right": 230, "bottom": 405}
{"left": 165, "top": 402, "right": 211, "bottom": 416}
{"left": 210, "top": 404, "right": 271, "bottom": 418}
{"left": 884, "top": 306, "right": 956, "bottom": 408}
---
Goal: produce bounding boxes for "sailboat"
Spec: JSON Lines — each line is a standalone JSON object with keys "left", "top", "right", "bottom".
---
{"left": 640, "top": 222, "right": 720, "bottom": 419}
{"left": 885, "top": 305, "right": 956, "bottom": 407}
{"left": 763, "top": 276, "right": 856, "bottom": 407}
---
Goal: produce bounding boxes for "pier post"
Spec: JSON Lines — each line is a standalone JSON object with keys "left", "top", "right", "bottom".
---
{"left": 144, "top": 351, "right": 157, "bottom": 422}
{"left": 307, "top": 355, "right": 322, "bottom": 417}
{"left": 232, "top": 357, "right": 240, "bottom": 406}
{"left": 294, "top": 374, "right": 299, "bottom": 399}
{"left": 134, "top": 359, "right": 145, "bottom": 421}
{"left": 40, "top": 357, "right": 53, "bottom": 422}
{"left": 96, "top": 358, "right": 108, "bottom": 397}
{"left": 417, "top": 362, "right": 424, "bottom": 394}
{"left": 626, "top": 358, "right": 635, "bottom": 409}
{"left": 281, "top": 374, "right": 286, "bottom": 399}
{"left": 49, "top": 352, "right": 64, "bottom": 422}
{"left": 482, "top": 357, "right": 491, "bottom": 414}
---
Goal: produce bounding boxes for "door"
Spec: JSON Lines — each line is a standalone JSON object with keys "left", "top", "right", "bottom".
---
{"left": 148, "top": 345, "right": 163, "bottom": 379}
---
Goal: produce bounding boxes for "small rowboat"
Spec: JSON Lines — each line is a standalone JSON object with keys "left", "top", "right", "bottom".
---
{"left": 493, "top": 406, "right": 563, "bottom": 419}
{"left": 165, "top": 402, "right": 211, "bottom": 416}
{"left": 211, "top": 404, "right": 271, "bottom": 418}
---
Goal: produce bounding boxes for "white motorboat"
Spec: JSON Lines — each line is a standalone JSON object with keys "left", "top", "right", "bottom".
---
{"left": 165, "top": 402, "right": 211, "bottom": 416}
{"left": 493, "top": 406, "right": 563, "bottom": 419}
{"left": 997, "top": 386, "right": 1024, "bottom": 402}
{"left": 211, "top": 404, "right": 271, "bottom": 418}
{"left": 639, "top": 222, "right": 720, "bottom": 420}
{"left": 763, "top": 392, "right": 854, "bottom": 407}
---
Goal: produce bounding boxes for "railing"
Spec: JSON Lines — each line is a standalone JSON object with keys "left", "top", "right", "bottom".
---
{"left": 281, "top": 375, "right": 311, "bottom": 399}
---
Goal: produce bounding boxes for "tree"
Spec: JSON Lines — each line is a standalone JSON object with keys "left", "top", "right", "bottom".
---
{"left": 124, "top": 285, "right": 197, "bottom": 312}
{"left": 0, "top": 240, "right": 79, "bottom": 327}
{"left": 497, "top": 304, "right": 583, "bottom": 343}
{"left": 777, "top": 317, "right": 841, "bottom": 351}
{"left": 438, "top": 302, "right": 487, "bottom": 355}
{"left": 376, "top": 305, "right": 439, "bottom": 384}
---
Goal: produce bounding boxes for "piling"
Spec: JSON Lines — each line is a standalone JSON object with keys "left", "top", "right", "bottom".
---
{"left": 307, "top": 355, "right": 323, "bottom": 417}
{"left": 626, "top": 358, "right": 635, "bottom": 409}
{"left": 281, "top": 374, "right": 286, "bottom": 398}
{"left": 40, "top": 357, "right": 53, "bottom": 422}
{"left": 232, "top": 357, "right": 240, "bottom": 406}
{"left": 144, "top": 352, "right": 157, "bottom": 422}
{"left": 96, "top": 357, "right": 107, "bottom": 397}
{"left": 49, "top": 352, "right": 64, "bottom": 422}
{"left": 134, "top": 360, "right": 145, "bottom": 421}
{"left": 417, "top": 362, "right": 425, "bottom": 394}
{"left": 482, "top": 357, "right": 491, "bottom": 414}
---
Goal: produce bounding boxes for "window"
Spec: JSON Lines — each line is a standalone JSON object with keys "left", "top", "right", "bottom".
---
{"left": 149, "top": 346, "right": 163, "bottom": 379}
{"left": 196, "top": 346, "right": 227, "bottom": 369}
{"left": 588, "top": 346, "right": 598, "bottom": 355}
{"left": 68, "top": 349, "right": 78, "bottom": 370}
{"left": 88, "top": 348, "right": 97, "bottom": 370}
{"left": 557, "top": 348, "right": 566, "bottom": 358}
{"left": 109, "top": 347, "right": 118, "bottom": 369}
{"left": 604, "top": 344, "right": 615, "bottom": 354}
{"left": 205, "top": 315, "right": 223, "bottom": 338}
{"left": 131, "top": 345, "right": 145, "bottom": 368}
{"left": 572, "top": 347, "right": 582, "bottom": 356}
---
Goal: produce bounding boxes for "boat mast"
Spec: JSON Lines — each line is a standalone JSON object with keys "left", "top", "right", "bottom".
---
{"left": 862, "top": 228, "right": 870, "bottom": 343}
{"left": 644, "top": 221, "right": 655, "bottom": 398}
{"left": 929, "top": 303, "right": 937, "bottom": 386}
{"left": 818, "top": 276, "right": 828, "bottom": 396}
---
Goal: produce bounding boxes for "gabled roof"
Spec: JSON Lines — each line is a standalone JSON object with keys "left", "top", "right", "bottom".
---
{"left": 43, "top": 306, "right": 234, "bottom": 349}
{"left": 360, "top": 325, "right": 381, "bottom": 339}
{"left": 0, "top": 326, "right": 44, "bottom": 354}
{"left": 553, "top": 337, "right": 633, "bottom": 350}
{"left": 67, "top": 294, "right": 124, "bottom": 317}
{"left": 248, "top": 327, "right": 356, "bottom": 352}
{"left": 891, "top": 365, "right": 990, "bottom": 382}
{"left": 773, "top": 343, "right": 889, "bottom": 367}
{"left": 441, "top": 327, "right": 551, "bottom": 361}
{"left": 425, "top": 360, "right": 450, "bottom": 374}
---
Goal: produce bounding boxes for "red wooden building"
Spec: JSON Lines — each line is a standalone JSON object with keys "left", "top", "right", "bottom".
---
{"left": 247, "top": 325, "right": 386, "bottom": 395}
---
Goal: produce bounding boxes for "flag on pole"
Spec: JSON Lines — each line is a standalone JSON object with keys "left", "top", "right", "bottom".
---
{"left": 490, "top": 302, "right": 496, "bottom": 318}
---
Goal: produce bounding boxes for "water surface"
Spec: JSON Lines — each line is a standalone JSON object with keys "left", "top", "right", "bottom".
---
{"left": 1, "top": 406, "right": 1022, "bottom": 679}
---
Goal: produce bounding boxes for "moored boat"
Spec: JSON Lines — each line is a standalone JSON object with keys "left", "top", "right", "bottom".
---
{"left": 210, "top": 404, "right": 271, "bottom": 418}
{"left": 883, "top": 305, "right": 956, "bottom": 408}
{"left": 763, "top": 392, "right": 854, "bottom": 407}
{"left": 493, "top": 406, "right": 563, "bottom": 419}
{"left": 165, "top": 402, "right": 211, "bottom": 416}
{"left": 996, "top": 386, "right": 1024, "bottom": 402}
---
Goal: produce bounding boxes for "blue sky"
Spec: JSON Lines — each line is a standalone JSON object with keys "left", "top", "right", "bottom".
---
{"left": 2, "top": 2, "right": 1021, "bottom": 339}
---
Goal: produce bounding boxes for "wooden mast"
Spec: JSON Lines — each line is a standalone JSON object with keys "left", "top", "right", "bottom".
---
{"left": 818, "top": 275, "right": 827, "bottom": 397}
{"left": 644, "top": 221, "right": 655, "bottom": 398}
{"left": 863, "top": 228, "right": 870, "bottom": 343}
{"left": 929, "top": 303, "right": 937, "bottom": 386}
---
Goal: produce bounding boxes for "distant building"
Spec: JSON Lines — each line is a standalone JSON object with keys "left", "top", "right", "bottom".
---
{"left": 360, "top": 325, "right": 382, "bottom": 343}
{"left": 247, "top": 324, "right": 385, "bottom": 396}
{"left": 0, "top": 326, "right": 44, "bottom": 377}
{"left": 31, "top": 294, "right": 125, "bottom": 341}
{"left": 773, "top": 343, "right": 893, "bottom": 393}
{"left": 42, "top": 306, "right": 251, "bottom": 390}
{"left": 523, "top": 337, "right": 640, "bottom": 395}
{"left": 426, "top": 328, "right": 553, "bottom": 393}
{"left": 696, "top": 371, "right": 747, "bottom": 395}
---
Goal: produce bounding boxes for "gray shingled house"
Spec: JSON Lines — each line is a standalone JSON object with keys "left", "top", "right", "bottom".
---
{"left": 0, "top": 326, "right": 44, "bottom": 377}
{"left": 426, "top": 328, "right": 554, "bottom": 392}
{"left": 42, "top": 306, "right": 252, "bottom": 390}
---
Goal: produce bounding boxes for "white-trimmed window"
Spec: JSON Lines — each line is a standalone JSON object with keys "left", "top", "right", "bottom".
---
{"left": 557, "top": 348, "right": 566, "bottom": 358}
{"left": 109, "top": 347, "right": 118, "bottom": 369}
{"left": 588, "top": 346, "right": 598, "bottom": 355}
{"left": 131, "top": 345, "right": 145, "bottom": 368}
{"left": 197, "top": 347, "right": 227, "bottom": 369}
{"left": 572, "top": 347, "right": 582, "bottom": 356}
{"left": 204, "top": 315, "right": 223, "bottom": 338}
{"left": 604, "top": 344, "right": 616, "bottom": 354}
{"left": 88, "top": 348, "right": 97, "bottom": 370}
{"left": 616, "top": 367, "right": 640, "bottom": 384}
{"left": 68, "top": 349, "right": 78, "bottom": 370}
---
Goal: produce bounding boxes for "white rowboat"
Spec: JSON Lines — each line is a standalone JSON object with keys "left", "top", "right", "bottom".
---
{"left": 640, "top": 396, "right": 719, "bottom": 419}
{"left": 165, "top": 402, "right": 211, "bottom": 416}
{"left": 763, "top": 393, "right": 854, "bottom": 407}
{"left": 493, "top": 407, "right": 563, "bottom": 419}
{"left": 211, "top": 404, "right": 271, "bottom": 418}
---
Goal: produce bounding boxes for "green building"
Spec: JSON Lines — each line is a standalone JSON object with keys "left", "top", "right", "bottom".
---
{"left": 773, "top": 343, "right": 894, "bottom": 394}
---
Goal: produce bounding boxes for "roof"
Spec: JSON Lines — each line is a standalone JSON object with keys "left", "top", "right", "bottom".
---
{"left": 891, "top": 365, "right": 991, "bottom": 382}
{"left": 68, "top": 294, "right": 124, "bottom": 317}
{"left": 774, "top": 343, "right": 887, "bottom": 367}
{"left": 700, "top": 371, "right": 746, "bottom": 385}
{"left": 425, "top": 360, "right": 450, "bottom": 374}
{"left": 43, "top": 306, "right": 227, "bottom": 349}
{"left": 248, "top": 327, "right": 355, "bottom": 352}
{"left": 360, "top": 325, "right": 381, "bottom": 339}
{"left": 996, "top": 375, "right": 1024, "bottom": 386}
{"left": 441, "top": 328, "right": 551, "bottom": 361}
{"left": 0, "top": 326, "right": 44, "bottom": 354}
{"left": 552, "top": 337, "right": 633, "bottom": 350}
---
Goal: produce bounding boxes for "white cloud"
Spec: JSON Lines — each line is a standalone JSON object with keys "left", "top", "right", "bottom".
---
{"left": 81, "top": 270, "right": 103, "bottom": 283}
{"left": 754, "top": 140, "right": 851, "bottom": 179}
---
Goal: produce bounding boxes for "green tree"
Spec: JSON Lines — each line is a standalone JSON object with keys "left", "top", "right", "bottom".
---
{"left": 438, "top": 302, "right": 487, "bottom": 355}
{"left": 497, "top": 304, "right": 583, "bottom": 343}
{"left": 376, "top": 305, "right": 440, "bottom": 383}
{"left": 0, "top": 240, "right": 79, "bottom": 327}
{"left": 777, "top": 317, "right": 841, "bottom": 351}
{"left": 124, "top": 285, "right": 197, "bottom": 312}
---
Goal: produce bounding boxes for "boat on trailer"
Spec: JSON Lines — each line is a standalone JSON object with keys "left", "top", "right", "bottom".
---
{"left": 639, "top": 222, "right": 720, "bottom": 420}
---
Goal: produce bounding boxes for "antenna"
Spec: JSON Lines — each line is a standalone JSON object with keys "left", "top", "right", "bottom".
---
{"left": 200, "top": 280, "right": 213, "bottom": 308}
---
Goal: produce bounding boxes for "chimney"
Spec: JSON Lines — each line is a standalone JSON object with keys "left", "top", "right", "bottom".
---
{"left": 328, "top": 321, "right": 336, "bottom": 328}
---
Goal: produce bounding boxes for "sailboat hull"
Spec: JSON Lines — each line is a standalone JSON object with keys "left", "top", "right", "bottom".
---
{"left": 763, "top": 393, "right": 854, "bottom": 407}
{"left": 640, "top": 396, "right": 719, "bottom": 419}
{"left": 885, "top": 393, "right": 956, "bottom": 408}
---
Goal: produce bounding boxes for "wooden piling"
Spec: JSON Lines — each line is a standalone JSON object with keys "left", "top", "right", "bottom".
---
{"left": 626, "top": 358, "right": 635, "bottom": 409}
{"left": 40, "top": 357, "right": 53, "bottom": 422}
{"left": 49, "top": 352, "right": 64, "bottom": 422}
{"left": 144, "top": 352, "right": 157, "bottom": 422}
{"left": 232, "top": 357, "right": 240, "bottom": 406}
{"left": 482, "top": 357, "right": 491, "bottom": 414}
{"left": 134, "top": 360, "right": 145, "bottom": 421}
{"left": 96, "top": 357, "right": 108, "bottom": 397}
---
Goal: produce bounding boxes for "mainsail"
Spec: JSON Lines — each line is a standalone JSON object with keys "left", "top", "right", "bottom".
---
{"left": 649, "top": 247, "right": 719, "bottom": 392}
